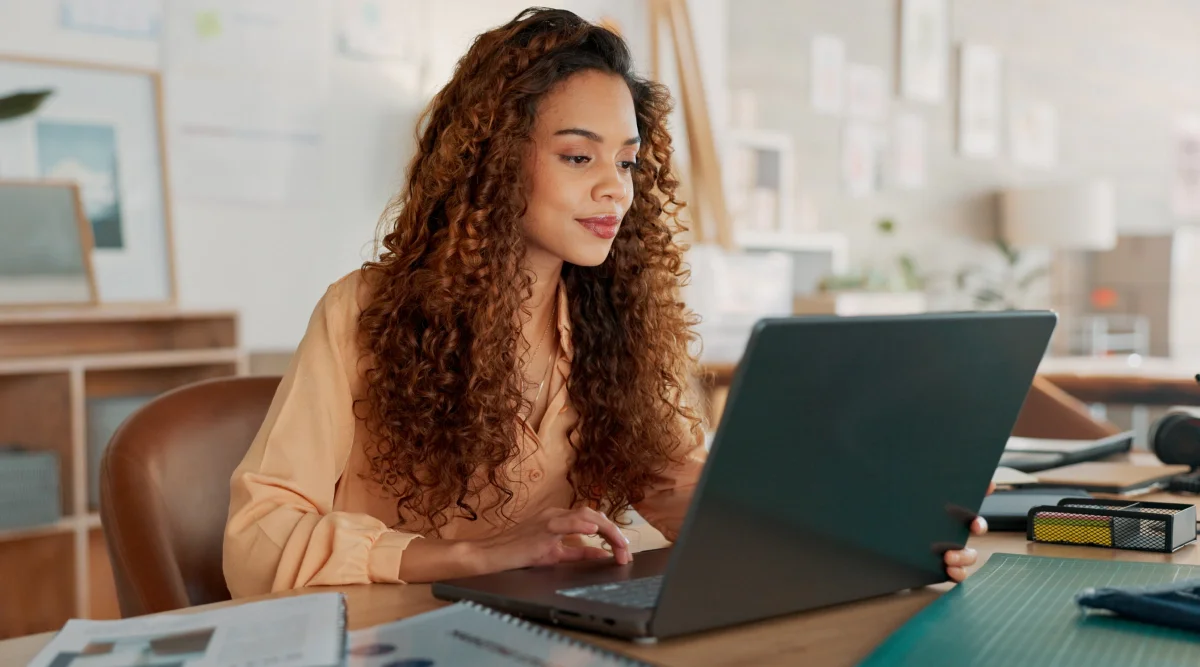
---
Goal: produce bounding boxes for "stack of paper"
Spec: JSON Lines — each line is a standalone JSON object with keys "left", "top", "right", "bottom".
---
{"left": 27, "top": 592, "right": 346, "bottom": 667}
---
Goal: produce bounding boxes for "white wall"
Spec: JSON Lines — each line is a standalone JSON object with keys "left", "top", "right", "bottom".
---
{"left": 1, "top": 0, "right": 728, "bottom": 350}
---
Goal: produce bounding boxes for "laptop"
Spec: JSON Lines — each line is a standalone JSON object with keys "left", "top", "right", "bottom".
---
{"left": 432, "top": 310, "right": 1058, "bottom": 641}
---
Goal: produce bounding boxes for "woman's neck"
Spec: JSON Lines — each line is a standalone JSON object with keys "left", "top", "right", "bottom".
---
{"left": 522, "top": 253, "right": 563, "bottom": 351}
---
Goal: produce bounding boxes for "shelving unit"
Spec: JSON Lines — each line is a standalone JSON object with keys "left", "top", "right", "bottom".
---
{"left": 734, "top": 230, "right": 850, "bottom": 274}
{"left": 0, "top": 306, "right": 245, "bottom": 638}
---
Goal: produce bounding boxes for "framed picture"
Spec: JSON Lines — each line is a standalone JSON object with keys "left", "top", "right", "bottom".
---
{"left": 725, "top": 129, "right": 796, "bottom": 235}
{"left": 0, "top": 55, "right": 176, "bottom": 304}
{"left": 899, "top": 0, "right": 949, "bottom": 103}
{"left": 958, "top": 43, "right": 1003, "bottom": 158}
{"left": 0, "top": 180, "right": 98, "bottom": 308}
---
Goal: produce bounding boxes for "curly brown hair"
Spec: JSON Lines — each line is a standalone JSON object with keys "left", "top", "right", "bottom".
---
{"left": 356, "top": 7, "right": 703, "bottom": 535}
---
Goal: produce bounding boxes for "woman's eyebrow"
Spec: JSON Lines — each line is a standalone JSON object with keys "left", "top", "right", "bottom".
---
{"left": 553, "top": 127, "right": 640, "bottom": 145}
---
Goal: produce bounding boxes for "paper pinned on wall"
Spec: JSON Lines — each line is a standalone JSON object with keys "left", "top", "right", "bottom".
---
{"left": 842, "top": 121, "right": 883, "bottom": 197}
{"left": 899, "top": 0, "right": 949, "bottom": 104}
{"left": 164, "top": 0, "right": 329, "bottom": 205}
{"left": 893, "top": 112, "right": 926, "bottom": 189}
{"left": 810, "top": 35, "right": 845, "bottom": 115}
{"left": 1172, "top": 114, "right": 1200, "bottom": 220}
{"left": 845, "top": 64, "right": 888, "bottom": 121}
{"left": 338, "top": 0, "right": 428, "bottom": 63}
{"left": 1010, "top": 101, "right": 1057, "bottom": 169}
{"left": 60, "top": 0, "right": 162, "bottom": 39}
{"left": 958, "top": 44, "right": 1003, "bottom": 158}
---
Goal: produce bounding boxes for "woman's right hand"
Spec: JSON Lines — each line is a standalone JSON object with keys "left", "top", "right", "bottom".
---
{"left": 470, "top": 506, "right": 632, "bottom": 574}
{"left": 399, "top": 506, "right": 632, "bottom": 583}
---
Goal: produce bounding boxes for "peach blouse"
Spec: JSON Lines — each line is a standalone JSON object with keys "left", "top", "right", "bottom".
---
{"left": 223, "top": 271, "right": 707, "bottom": 598}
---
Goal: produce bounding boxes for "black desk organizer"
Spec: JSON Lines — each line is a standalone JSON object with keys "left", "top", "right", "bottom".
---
{"left": 1026, "top": 498, "right": 1198, "bottom": 553}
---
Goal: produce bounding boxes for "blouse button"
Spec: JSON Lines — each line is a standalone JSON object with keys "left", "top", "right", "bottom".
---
{"left": 529, "top": 469, "right": 543, "bottom": 482}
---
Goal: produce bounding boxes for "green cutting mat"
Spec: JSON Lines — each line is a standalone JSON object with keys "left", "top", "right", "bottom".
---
{"left": 858, "top": 553, "right": 1200, "bottom": 667}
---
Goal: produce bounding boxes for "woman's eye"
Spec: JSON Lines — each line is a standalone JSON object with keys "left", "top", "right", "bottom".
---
{"left": 561, "top": 155, "right": 591, "bottom": 165}
{"left": 619, "top": 160, "right": 639, "bottom": 171}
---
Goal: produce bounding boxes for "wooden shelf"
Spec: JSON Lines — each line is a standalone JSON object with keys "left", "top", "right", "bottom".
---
{"left": 735, "top": 230, "right": 849, "bottom": 273}
{"left": 0, "top": 532, "right": 74, "bottom": 638}
{"left": 0, "top": 308, "right": 238, "bottom": 360}
{"left": 0, "top": 348, "right": 244, "bottom": 376}
{"left": 0, "top": 513, "right": 100, "bottom": 543}
{"left": 0, "top": 517, "right": 76, "bottom": 542}
{"left": 0, "top": 308, "right": 243, "bottom": 637}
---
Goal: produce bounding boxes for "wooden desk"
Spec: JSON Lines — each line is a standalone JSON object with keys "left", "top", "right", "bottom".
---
{"left": 5, "top": 489, "right": 1199, "bottom": 667}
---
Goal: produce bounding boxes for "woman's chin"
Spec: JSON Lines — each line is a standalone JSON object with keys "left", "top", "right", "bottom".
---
{"left": 563, "top": 246, "right": 614, "bottom": 267}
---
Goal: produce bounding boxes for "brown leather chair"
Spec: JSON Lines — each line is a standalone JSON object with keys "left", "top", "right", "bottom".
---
{"left": 99, "top": 375, "right": 281, "bottom": 617}
{"left": 1012, "top": 376, "right": 1122, "bottom": 440}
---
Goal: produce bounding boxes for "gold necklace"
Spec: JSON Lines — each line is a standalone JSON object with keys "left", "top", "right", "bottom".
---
{"left": 523, "top": 296, "right": 558, "bottom": 414}
{"left": 523, "top": 308, "right": 554, "bottom": 373}
{"left": 531, "top": 337, "right": 556, "bottom": 406}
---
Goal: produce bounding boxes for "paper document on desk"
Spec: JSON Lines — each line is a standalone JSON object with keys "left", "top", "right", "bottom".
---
{"left": 1005, "top": 436, "right": 1117, "bottom": 454}
{"left": 26, "top": 592, "right": 345, "bottom": 667}
{"left": 348, "top": 601, "right": 652, "bottom": 666}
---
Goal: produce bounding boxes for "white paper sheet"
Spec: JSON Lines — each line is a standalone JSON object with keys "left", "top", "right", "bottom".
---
{"left": 349, "top": 601, "right": 643, "bottom": 666}
{"left": 60, "top": 0, "right": 162, "bottom": 39}
{"left": 892, "top": 112, "right": 926, "bottom": 189}
{"left": 810, "top": 35, "right": 845, "bottom": 115}
{"left": 1011, "top": 101, "right": 1058, "bottom": 169}
{"left": 1173, "top": 115, "right": 1200, "bottom": 220}
{"left": 842, "top": 121, "right": 882, "bottom": 198}
{"left": 899, "top": 0, "right": 948, "bottom": 103}
{"left": 338, "top": 0, "right": 428, "bottom": 62}
{"left": 27, "top": 593, "right": 345, "bottom": 667}
{"left": 958, "top": 44, "right": 1002, "bottom": 158}
{"left": 845, "top": 64, "right": 887, "bottom": 121}
{"left": 164, "top": 0, "right": 328, "bottom": 205}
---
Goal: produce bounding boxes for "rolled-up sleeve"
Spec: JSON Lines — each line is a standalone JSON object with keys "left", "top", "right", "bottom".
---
{"left": 632, "top": 424, "right": 708, "bottom": 541}
{"left": 223, "top": 278, "right": 421, "bottom": 597}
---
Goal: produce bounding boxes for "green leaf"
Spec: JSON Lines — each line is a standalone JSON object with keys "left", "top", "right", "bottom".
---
{"left": 876, "top": 218, "right": 895, "bottom": 234}
{"left": 898, "top": 254, "right": 924, "bottom": 290}
{"left": 0, "top": 90, "right": 53, "bottom": 121}
{"left": 994, "top": 238, "right": 1020, "bottom": 265}
{"left": 975, "top": 287, "right": 1005, "bottom": 304}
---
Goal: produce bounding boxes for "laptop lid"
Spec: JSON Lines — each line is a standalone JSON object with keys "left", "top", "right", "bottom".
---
{"left": 649, "top": 310, "right": 1057, "bottom": 638}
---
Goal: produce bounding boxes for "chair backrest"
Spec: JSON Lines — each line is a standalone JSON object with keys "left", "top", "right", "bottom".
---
{"left": 99, "top": 375, "right": 281, "bottom": 617}
{"left": 1012, "top": 376, "right": 1122, "bottom": 440}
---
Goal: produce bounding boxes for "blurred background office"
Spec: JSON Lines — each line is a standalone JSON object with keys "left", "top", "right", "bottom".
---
{"left": 3, "top": 0, "right": 1200, "bottom": 640}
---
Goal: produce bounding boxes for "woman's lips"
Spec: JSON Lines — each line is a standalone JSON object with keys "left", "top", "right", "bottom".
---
{"left": 577, "top": 215, "right": 621, "bottom": 239}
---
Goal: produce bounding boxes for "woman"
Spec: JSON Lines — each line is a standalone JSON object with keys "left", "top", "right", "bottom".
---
{"left": 223, "top": 7, "right": 985, "bottom": 597}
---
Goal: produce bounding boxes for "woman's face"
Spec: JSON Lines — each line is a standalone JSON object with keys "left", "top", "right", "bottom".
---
{"left": 522, "top": 70, "right": 640, "bottom": 269}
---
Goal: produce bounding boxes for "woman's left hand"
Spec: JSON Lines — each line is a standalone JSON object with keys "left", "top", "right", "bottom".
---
{"left": 944, "top": 481, "right": 994, "bottom": 583}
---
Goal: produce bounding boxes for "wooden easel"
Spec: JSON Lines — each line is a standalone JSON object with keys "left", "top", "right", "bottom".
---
{"left": 645, "top": 0, "right": 734, "bottom": 248}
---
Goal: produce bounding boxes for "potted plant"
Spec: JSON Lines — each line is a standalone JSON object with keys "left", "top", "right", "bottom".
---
{"left": 954, "top": 238, "right": 1049, "bottom": 310}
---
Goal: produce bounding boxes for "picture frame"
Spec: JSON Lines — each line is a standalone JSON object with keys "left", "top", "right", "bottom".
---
{"left": 725, "top": 129, "right": 796, "bottom": 235}
{"left": 0, "top": 54, "right": 177, "bottom": 305}
{"left": 0, "top": 179, "right": 98, "bottom": 308}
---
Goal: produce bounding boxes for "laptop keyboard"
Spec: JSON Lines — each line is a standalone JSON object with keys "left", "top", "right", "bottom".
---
{"left": 556, "top": 575, "right": 663, "bottom": 609}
